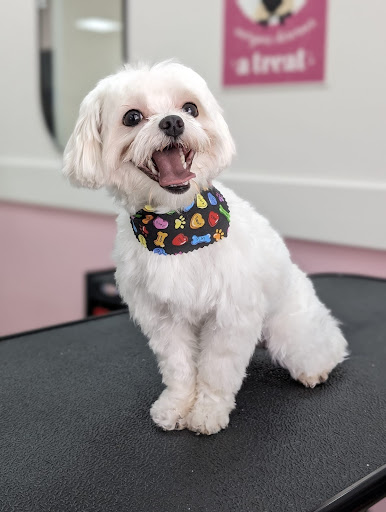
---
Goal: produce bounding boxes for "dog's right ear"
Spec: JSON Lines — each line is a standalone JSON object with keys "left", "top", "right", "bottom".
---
{"left": 63, "top": 84, "right": 105, "bottom": 189}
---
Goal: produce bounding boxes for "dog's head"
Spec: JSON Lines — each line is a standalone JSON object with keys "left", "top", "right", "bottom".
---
{"left": 63, "top": 61, "right": 235, "bottom": 211}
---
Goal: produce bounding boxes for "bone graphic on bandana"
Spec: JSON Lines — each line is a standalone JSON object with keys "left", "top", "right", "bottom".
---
{"left": 153, "top": 248, "right": 167, "bottom": 255}
{"left": 219, "top": 204, "right": 230, "bottom": 222}
{"left": 191, "top": 234, "right": 211, "bottom": 246}
{"left": 154, "top": 231, "right": 168, "bottom": 248}
{"left": 196, "top": 194, "right": 208, "bottom": 209}
{"left": 142, "top": 214, "right": 154, "bottom": 225}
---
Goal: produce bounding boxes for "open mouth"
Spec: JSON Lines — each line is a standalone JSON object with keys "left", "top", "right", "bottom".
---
{"left": 138, "top": 143, "right": 196, "bottom": 194}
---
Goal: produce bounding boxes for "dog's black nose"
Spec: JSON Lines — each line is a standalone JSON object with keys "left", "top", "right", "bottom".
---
{"left": 159, "top": 115, "right": 184, "bottom": 137}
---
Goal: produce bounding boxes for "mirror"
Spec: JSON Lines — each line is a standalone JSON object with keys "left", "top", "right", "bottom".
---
{"left": 38, "top": 0, "right": 126, "bottom": 149}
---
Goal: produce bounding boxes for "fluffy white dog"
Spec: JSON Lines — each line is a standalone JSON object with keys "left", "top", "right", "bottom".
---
{"left": 63, "top": 61, "right": 348, "bottom": 435}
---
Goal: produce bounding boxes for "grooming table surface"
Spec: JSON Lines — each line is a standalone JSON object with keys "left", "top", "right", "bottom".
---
{"left": 0, "top": 275, "right": 385, "bottom": 512}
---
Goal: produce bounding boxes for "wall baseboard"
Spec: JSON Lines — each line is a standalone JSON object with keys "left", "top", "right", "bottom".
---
{"left": 1, "top": 157, "right": 385, "bottom": 250}
{"left": 0, "top": 157, "right": 114, "bottom": 214}
{"left": 224, "top": 171, "right": 386, "bottom": 250}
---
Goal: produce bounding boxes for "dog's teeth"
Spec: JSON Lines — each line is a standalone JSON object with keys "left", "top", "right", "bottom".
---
{"left": 148, "top": 159, "right": 158, "bottom": 175}
{"left": 179, "top": 147, "right": 187, "bottom": 169}
{"left": 182, "top": 181, "right": 188, "bottom": 185}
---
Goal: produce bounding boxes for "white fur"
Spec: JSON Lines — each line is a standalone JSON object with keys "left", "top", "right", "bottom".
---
{"left": 63, "top": 61, "right": 348, "bottom": 435}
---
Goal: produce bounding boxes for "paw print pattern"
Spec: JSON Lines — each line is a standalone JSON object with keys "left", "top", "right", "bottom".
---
{"left": 213, "top": 229, "right": 224, "bottom": 241}
{"left": 175, "top": 215, "right": 186, "bottom": 229}
{"left": 139, "top": 224, "right": 149, "bottom": 237}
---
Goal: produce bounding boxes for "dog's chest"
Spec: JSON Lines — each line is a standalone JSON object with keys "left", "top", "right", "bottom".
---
{"left": 139, "top": 243, "right": 228, "bottom": 313}
{"left": 115, "top": 184, "right": 285, "bottom": 326}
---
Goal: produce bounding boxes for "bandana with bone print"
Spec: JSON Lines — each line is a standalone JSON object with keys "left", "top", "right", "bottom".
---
{"left": 130, "top": 186, "right": 230, "bottom": 255}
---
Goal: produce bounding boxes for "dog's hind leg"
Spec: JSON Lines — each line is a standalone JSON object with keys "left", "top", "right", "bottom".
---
{"left": 263, "top": 265, "right": 348, "bottom": 388}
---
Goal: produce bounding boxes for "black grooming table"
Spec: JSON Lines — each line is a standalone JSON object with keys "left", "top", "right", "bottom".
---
{"left": 0, "top": 275, "right": 385, "bottom": 512}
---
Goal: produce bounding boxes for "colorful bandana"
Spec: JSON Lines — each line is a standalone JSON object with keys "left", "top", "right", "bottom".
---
{"left": 130, "top": 186, "right": 230, "bottom": 255}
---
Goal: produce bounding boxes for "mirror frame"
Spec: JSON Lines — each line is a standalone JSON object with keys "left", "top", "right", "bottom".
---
{"left": 38, "top": 0, "right": 128, "bottom": 151}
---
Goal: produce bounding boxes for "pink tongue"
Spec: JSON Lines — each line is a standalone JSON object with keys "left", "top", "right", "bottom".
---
{"left": 152, "top": 147, "right": 195, "bottom": 187}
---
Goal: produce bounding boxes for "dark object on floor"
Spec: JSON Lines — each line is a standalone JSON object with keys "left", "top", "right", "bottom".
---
{"left": 0, "top": 275, "right": 385, "bottom": 512}
{"left": 85, "top": 268, "right": 127, "bottom": 317}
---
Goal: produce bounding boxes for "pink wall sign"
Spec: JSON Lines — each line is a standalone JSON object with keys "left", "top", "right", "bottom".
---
{"left": 223, "top": 0, "right": 328, "bottom": 86}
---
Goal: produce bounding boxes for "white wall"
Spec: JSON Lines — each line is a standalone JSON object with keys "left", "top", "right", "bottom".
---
{"left": 53, "top": 0, "right": 122, "bottom": 146}
{"left": 130, "top": 0, "right": 386, "bottom": 185}
{"left": 0, "top": 0, "right": 385, "bottom": 249}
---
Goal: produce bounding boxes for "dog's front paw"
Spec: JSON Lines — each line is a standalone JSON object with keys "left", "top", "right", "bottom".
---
{"left": 185, "top": 395, "right": 233, "bottom": 435}
{"left": 150, "top": 389, "right": 194, "bottom": 431}
{"left": 297, "top": 371, "right": 330, "bottom": 388}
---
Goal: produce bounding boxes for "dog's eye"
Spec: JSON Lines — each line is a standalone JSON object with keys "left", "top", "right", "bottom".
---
{"left": 122, "top": 109, "right": 143, "bottom": 127}
{"left": 182, "top": 102, "right": 198, "bottom": 117}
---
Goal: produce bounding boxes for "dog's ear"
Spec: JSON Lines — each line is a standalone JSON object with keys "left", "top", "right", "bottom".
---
{"left": 63, "top": 84, "right": 105, "bottom": 189}
{"left": 214, "top": 110, "right": 236, "bottom": 170}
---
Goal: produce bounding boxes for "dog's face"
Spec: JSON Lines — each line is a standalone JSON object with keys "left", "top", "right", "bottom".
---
{"left": 63, "top": 61, "right": 235, "bottom": 212}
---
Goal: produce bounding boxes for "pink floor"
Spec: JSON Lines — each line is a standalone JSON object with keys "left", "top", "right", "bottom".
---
{"left": 0, "top": 201, "right": 116, "bottom": 336}
{"left": 373, "top": 500, "right": 386, "bottom": 512}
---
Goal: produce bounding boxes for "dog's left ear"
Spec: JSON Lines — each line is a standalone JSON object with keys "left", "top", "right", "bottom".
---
{"left": 63, "top": 84, "right": 105, "bottom": 189}
{"left": 213, "top": 110, "right": 236, "bottom": 169}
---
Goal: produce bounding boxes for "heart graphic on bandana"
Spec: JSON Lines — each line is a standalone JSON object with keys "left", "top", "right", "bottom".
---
{"left": 208, "top": 211, "right": 219, "bottom": 227}
{"left": 153, "top": 216, "right": 169, "bottom": 229}
{"left": 172, "top": 233, "right": 189, "bottom": 246}
{"left": 190, "top": 213, "right": 205, "bottom": 229}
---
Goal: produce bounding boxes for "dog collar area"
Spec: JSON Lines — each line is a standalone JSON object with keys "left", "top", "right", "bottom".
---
{"left": 130, "top": 186, "right": 230, "bottom": 255}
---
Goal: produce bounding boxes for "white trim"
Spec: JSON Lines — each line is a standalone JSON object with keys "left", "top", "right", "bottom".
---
{"left": 0, "top": 157, "right": 115, "bottom": 215}
{"left": 224, "top": 171, "right": 386, "bottom": 250}
{"left": 0, "top": 157, "right": 385, "bottom": 250}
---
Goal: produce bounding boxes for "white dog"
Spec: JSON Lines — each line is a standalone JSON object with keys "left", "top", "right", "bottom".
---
{"left": 63, "top": 61, "right": 348, "bottom": 435}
